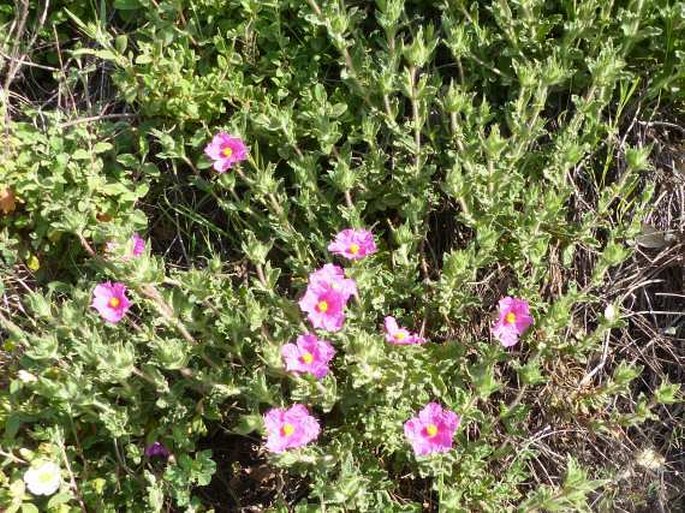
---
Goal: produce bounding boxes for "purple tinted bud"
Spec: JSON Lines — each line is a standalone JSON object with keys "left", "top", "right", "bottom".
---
{"left": 145, "top": 442, "right": 170, "bottom": 458}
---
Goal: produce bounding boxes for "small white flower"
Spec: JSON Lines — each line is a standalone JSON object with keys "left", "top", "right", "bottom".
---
{"left": 604, "top": 304, "right": 618, "bottom": 322}
{"left": 17, "top": 370, "right": 37, "bottom": 383}
{"left": 635, "top": 448, "right": 665, "bottom": 470}
{"left": 23, "top": 461, "right": 61, "bottom": 496}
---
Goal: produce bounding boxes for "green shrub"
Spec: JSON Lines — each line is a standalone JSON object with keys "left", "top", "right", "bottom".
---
{"left": 1, "top": 0, "right": 683, "bottom": 511}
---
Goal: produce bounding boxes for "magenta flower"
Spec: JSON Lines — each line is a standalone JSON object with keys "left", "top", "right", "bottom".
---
{"left": 91, "top": 282, "right": 131, "bottom": 324}
{"left": 299, "top": 264, "right": 357, "bottom": 332}
{"left": 404, "top": 402, "right": 460, "bottom": 456}
{"left": 204, "top": 132, "right": 248, "bottom": 173}
{"left": 130, "top": 233, "right": 145, "bottom": 257}
{"left": 491, "top": 296, "right": 534, "bottom": 347}
{"left": 328, "top": 228, "right": 377, "bottom": 260}
{"left": 281, "top": 333, "right": 336, "bottom": 379}
{"left": 299, "top": 284, "right": 347, "bottom": 332}
{"left": 263, "top": 404, "right": 320, "bottom": 453}
{"left": 384, "top": 316, "right": 425, "bottom": 345}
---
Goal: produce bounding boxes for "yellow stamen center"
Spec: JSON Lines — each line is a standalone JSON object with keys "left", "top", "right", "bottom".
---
{"left": 222, "top": 146, "right": 233, "bottom": 157}
{"left": 317, "top": 300, "right": 329, "bottom": 313}
{"left": 349, "top": 243, "right": 360, "bottom": 255}
{"left": 301, "top": 352, "right": 314, "bottom": 364}
{"left": 109, "top": 297, "right": 121, "bottom": 308}
{"left": 505, "top": 312, "right": 516, "bottom": 324}
{"left": 37, "top": 470, "right": 55, "bottom": 484}
{"left": 281, "top": 423, "right": 295, "bottom": 437}
{"left": 426, "top": 424, "right": 438, "bottom": 437}
{"left": 394, "top": 332, "right": 407, "bottom": 341}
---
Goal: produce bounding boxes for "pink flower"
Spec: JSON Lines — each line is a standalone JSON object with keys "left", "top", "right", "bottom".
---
{"left": 299, "top": 283, "right": 347, "bottom": 332}
{"left": 204, "top": 132, "right": 248, "bottom": 173}
{"left": 404, "top": 402, "right": 460, "bottom": 456}
{"left": 299, "top": 264, "right": 357, "bottom": 332}
{"left": 491, "top": 296, "right": 534, "bottom": 347}
{"left": 281, "top": 333, "right": 336, "bottom": 379}
{"left": 384, "top": 316, "right": 425, "bottom": 345}
{"left": 91, "top": 282, "right": 131, "bottom": 324}
{"left": 308, "top": 264, "right": 357, "bottom": 299}
{"left": 328, "top": 228, "right": 377, "bottom": 260}
{"left": 263, "top": 404, "right": 320, "bottom": 453}
{"left": 130, "top": 233, "right": 145, "bottom": 257}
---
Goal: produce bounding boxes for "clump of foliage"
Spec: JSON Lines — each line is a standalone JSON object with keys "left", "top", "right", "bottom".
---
{"left": 1, "top": 0, "right": 683, "bottom": 511}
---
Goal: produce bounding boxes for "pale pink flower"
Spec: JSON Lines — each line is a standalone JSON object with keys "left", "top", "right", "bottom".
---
{"left": 204, "top": 132, "right": 248, "bottom": 173}
{"left": 404, "top": 402, "right": 460, "bottom": 456}
{"left": 281, "top": 333, "right": 336, "bottom": 379}
{"left": 263, "top": 404, "right": 320, "bottom": 453}
{"left": 299, "top": 283, "right": 347, "bottom": 332}
{"left": 384, "top": 316, "right": 425, "bottom": 345}
{"left": 328, "top": 228, "right": 377, "bottom": 260}
{"left": 105, "top": 241, "right": 118, "bottom": 254}
{"left": 91, "top": 282, "right": 131, "bottom": 324}
{"left": 105, "top": 233, "right": 146, "bottom": 260}
{"left": 491, "top": 296, "right": 534, "bottom": 347}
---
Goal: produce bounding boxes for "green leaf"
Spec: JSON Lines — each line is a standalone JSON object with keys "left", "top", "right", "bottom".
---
{"left": 518, "top": 359, "right": 545, "bottom": 386}
{"left": 191, "top": 451, "right": 216, "bottom": 486}
{"left": 151, "top": 338, "right": 188, "bottom": 370}
{"left": 114, "top": 35, "right": 128, "bottom": 53}
{"left": 134, "top": 54, "right": 153, "bottom": 64}
{"left": 144, "top": 471, "right": 164, "bottom": 513}
{"left": 72, "top": 149, "right": 90, "bottom": 160}
{"left": 469, "top": 363, "right": 500, "bottom": 399}
{"left": 654, "top": 380, "right": 680, "bottom": 405}
{"left": 232, "top": 414, "right": 263, "bottom": 436}
{"left": 113, "top": 0, "right": 141, "bottom": 9}
{"left": 46, "top": 491, "right": 72, "bottom": 509}
{"left": 9, "top": 478, "right": 25, "bottom": 499}
{"left": 93, "top": 142, "right": 113, "bottom": 154}
{"left": 24, "top": 335, "right": 59, "bottom": 360}
{"left": 241, "top": 231, "right": 272, "bottom": 265}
